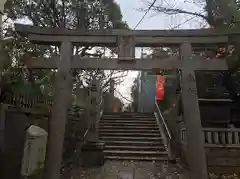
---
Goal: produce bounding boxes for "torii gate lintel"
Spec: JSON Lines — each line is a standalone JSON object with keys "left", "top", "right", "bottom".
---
{"left": 23, "top": 55, "right": 228, "bottom": 71}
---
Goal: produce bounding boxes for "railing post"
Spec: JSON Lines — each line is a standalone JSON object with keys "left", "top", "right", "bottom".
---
{"left": 221, "top": 132, "right": 226, "bottom": 144}
{"left": 214, "top": 132, "right": 220, "bottom": 144}
{"left": 234, "top": 132, "right": 239, "bottom": 144}
{"left": 228, "top": 131, "right": 233, "bottom": 144}
{"left": 206, "top": 131, "right": 212, "bottom": 144}
{"left": 180, "top": 42, "right": 208, "bottom": 179}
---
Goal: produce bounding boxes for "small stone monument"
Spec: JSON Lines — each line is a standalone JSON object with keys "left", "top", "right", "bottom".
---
{"left": 21, "top": 125, "right": 48, "bottom": 177}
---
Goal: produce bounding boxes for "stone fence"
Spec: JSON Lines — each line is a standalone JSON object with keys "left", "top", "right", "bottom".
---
{"left": 180, "top": 128, "right": 240, "bottom": 167}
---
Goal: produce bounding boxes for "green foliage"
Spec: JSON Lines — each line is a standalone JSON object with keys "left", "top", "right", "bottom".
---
{"left": 1, "top": 0, "right": 129, "bottom": 101}
{"left": 0, "top": 1, "right": 129, "bottom": 172}
{"left": 5, "top": 0, "right": 128, "bottom": 29}
{"left": 0, "top": 39, "right": 11, "bottom": 70}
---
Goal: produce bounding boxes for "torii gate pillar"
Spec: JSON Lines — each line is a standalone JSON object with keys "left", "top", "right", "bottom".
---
{"left": 43, "top": 42, "right": 73, "bottom": 179}
{"left": 180, "top": 43, "right": 208, "bottom": 179}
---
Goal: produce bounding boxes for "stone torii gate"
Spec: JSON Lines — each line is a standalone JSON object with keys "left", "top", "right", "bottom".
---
{"left": 15, "top": 24, "right": 232, "bottom": 179}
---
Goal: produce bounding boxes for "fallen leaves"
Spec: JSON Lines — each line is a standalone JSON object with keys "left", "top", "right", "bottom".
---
{"left": 209, "top": 173, "right": 239, "bottom": 179}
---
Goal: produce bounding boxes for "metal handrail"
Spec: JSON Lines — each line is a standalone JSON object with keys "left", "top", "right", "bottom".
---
{"left": 97, "top": 98, "right": 104, "bottom": 118}
{"left": 83, "top": 128, "right": 89, "bottom": 140}
{"left": 97, "top": 98, "right": 103, "bottom": 107}
{"left": 155, "top": 99, "right": 172, "bottom": 140}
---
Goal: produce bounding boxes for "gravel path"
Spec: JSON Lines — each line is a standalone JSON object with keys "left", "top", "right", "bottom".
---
{"left": 62, "top": 160, "right": 240, "bottom": 179}
{"left": 62, "top": 160, "right": 189, "bottom": 179}
{"left": 101, "top": 161, "right": 189, "bottom": 179}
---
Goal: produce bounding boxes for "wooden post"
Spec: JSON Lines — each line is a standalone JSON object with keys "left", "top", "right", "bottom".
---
{"left": 180, "top": 43, "right": 208, "bottom": 179}
{"left": 43, "top": 42, "right": 73, "bottom": 179}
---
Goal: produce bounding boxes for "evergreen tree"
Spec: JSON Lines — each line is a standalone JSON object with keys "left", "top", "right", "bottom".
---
{"left": 1, "top": 0, "right": 128, "bottom": 104}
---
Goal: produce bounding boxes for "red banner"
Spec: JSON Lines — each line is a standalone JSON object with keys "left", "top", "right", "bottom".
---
{"left": 114, "top": 102, "right": 118, "bottom": 112}
{"left": 155, "top": 75, "right": 165, "bottom": 101}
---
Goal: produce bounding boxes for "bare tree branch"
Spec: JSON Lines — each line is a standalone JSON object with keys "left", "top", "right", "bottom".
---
{"left": 151, "top": 5, "right": 207, "bottom": 20}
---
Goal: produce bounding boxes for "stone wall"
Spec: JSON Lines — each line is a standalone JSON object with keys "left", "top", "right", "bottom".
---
{"left": 1, "top": 110, "right": 28, "bottom": 179}
{"left": 0, "top": 105, "right": 88, "bottom": 179}
{"left": 180, "top": 143, "right": 240, "bottom": 168}
{"left": 200, "top": 106, "right": 230, "bottom": 127}
{"left": 206, "top": 147, "right": 240, "bottom": 167}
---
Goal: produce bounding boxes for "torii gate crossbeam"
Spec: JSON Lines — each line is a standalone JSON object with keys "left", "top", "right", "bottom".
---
{"left": 23, "top": 56, "right": 228, "bottom": 70}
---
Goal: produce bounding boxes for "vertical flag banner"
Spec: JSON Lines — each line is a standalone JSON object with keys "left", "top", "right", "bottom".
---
{"left": 155, "top": 75, "right": 165, "bottom": 101}
{"left": 114, "top": 101, "right": 118, "bottom": 112}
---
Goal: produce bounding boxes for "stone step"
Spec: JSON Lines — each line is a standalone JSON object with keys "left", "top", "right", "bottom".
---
{"left": 99, "top": 126, "right": 158, "bottom": 130}
{"left": 99, "top": 112, "right": 167, "bottom": 162}
{"left": 102, "top": 116, "right": 155, "bottom": 120}
{"left": 100, "top": 136, "right": 162, "bottom": 141}
{"left": 98, "top": 129, "right": 159, "bottom": 133}
{"left": 103, "top": 140, "right": 163, "bottom": 146}
{"left": 104, "top": 145, "right": 166, "bottom": 151}
{"left": 103, "top": 114, "right": 155, "bottom": 117}
{"left": 104, "top": 150, "right": 167, "bottom": 157}
{"left": 100, "top": 120, "right": 156, "bottom": 124}
{"left": 99, "top": 132, "right": 161, "bottom": 137}
{"left": 103, "top": 116, "right": 154, "bottom": 119}
{"left": 99, "top": 123, "right": 157, "bottom": 127}
{"left": 103, "top": 112, "right": 153, "bottom": 116}
{"left": 104, "top": 156, "right": 168, "bottom": 161}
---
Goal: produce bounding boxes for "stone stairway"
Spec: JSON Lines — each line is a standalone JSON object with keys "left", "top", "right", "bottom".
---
{"left": 98, "top": 112, "right": 168, "bottom": 161}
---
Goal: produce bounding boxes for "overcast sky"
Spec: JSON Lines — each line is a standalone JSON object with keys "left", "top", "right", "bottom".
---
{"left": 115, "top": 0, "right": 204, "bottom": 104}
{"left": 115, "top": 0, "right": 204, "bottom": 29}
